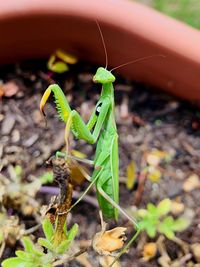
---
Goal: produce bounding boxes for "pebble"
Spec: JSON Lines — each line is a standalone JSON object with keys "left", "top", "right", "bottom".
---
{"left": 1, "top": 114, "right": 15, "bottom": 135}
{"left": 11, "top": 129, "right": 20, "bottom": 143}
{"left": 0, "top": 114, "right": 4, "bottom": 122}
{"left": 32, "top": 110, "right": 43, "bottom": 124}
{"left": 23, "top": 134, "right": 39, "bottom": 147}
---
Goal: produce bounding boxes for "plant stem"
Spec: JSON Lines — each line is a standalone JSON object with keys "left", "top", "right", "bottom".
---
{"left": 47, "top": 156, "right": 73, "bottom": 246}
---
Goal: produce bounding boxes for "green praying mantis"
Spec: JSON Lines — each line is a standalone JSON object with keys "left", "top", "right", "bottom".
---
{"left": 40, "top": 22, "right": 164, "bottom": 264}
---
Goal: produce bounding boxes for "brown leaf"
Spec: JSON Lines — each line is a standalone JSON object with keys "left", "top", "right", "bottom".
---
{"left": 147, "top": 166, "right": 161, "bottom": 183}
{"left": 56, "top": 50, "right": 78, "bottom": 64}
{"left": 191, "top": 243, "right": 200, "bottom": 263}
{"left": 93, "top": 226, "right": 127, "bottom": 256}
{"left": 76, "top": 252, "right": 93, "bottom": 267}
{"left": 0, "top": 81, "right": 20, "bottom": 97}
{"left": 170, "top": 200, "right": 184, "bottom": 215}
{"left": 146, "top": 150, "right": 170, "bottom": 167}
{"left": 142, "top": 242, "right": 157, "bottom": 261}
{"left": 126, "top": 160, "right": 136, "bottom": 190}
{"left": 183, "top": 174, "right": 200, "bottom": 192}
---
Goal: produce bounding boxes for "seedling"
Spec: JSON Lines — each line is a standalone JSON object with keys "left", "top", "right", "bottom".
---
{"left": 47, "top": 49, "right": 78, "bottom": 73}
{"left": 2, "top": 218, "right": 78, "bottom": 267}
{"left": 2, "top": 157, "right": 79, "bottom": 267}
{"left": 136, "top": 199, "right": 189, "bottom": 239}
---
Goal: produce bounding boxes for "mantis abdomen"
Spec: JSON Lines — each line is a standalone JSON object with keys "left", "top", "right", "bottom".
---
{"left": 92, "top": 119, "right": 119, "bottom": 220}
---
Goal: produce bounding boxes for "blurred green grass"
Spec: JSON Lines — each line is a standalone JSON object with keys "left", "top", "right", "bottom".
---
{"left": 137, "top": 0, "right": 200, "bottom": 30}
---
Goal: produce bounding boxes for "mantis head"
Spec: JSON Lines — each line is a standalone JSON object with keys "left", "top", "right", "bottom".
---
{"left": 93, "top": 67, "right": 115, "bottom": 84}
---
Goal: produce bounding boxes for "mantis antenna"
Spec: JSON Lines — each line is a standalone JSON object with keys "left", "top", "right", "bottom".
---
{"left": 95, "top": 20, "right": 108, "bottom": 69}
{"left": 95, "top": 20, "right": 165, "bottom": 72}
{"left": 111, "top": 54, "right": 165, "bottom": 72}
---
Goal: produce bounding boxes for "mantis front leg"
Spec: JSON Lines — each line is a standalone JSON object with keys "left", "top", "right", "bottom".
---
{"left": 40, "top": 84, "right": 111, "bottom": 147}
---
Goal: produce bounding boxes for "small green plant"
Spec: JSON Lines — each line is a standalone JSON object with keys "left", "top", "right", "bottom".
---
{"left": 2, "top": 218, "right": 78, "bottom": 267}
{"left": 136, "top": 199, "right": 189, "bottom": 239}
{"left": 47, "top": 50, "right": 77, "bottom": 73}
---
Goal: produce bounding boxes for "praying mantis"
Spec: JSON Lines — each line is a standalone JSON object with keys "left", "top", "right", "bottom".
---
{"left": 40, "top": 74, "right": 140, "bottom": 263}
{"left": 40, "top": 70, "right": 140, "bottom": 225}
{"left": 40, "top": 22, "right": 164, "bottom": 264}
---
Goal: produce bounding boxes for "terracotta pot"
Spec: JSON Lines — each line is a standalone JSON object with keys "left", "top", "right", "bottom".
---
{"left": 1, "top": 0, "right": 200, "bottom": 102}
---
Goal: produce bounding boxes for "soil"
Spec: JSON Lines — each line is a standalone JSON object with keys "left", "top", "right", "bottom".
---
{"left": 0, "top": 60, "right": 200, "bottom": 267}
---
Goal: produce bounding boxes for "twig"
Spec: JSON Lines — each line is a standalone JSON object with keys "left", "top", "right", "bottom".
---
{"left": 52, "top": 248, "right": 88, "bottom": 266}
{"left": 134, "top": 156, "right": 147, "bottom": 205}
{"left": 23, "top": 224, "right": 41, "bottom": 235}
{"left": 0, "top": 241, "right": 5, "bottom": 259}
{"left": 39, "top": 186, "right": 98, "bottom": 207}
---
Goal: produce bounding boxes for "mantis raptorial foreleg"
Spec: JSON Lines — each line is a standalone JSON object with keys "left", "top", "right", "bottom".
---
{"left": 40, "top": 84, "right": 110, "bottom": 146}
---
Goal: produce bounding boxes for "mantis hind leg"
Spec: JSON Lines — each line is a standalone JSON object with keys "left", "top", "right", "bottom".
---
{"left": 97, "top": 182, "right": 140, "bottom": 267}
{"left": 67, "top": 167, "right": 104, "bottom": 213}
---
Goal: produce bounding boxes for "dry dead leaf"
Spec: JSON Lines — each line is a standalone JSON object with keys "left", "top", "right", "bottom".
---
{"left": 142, "top": 242, "right": 157, "bottom": 261}
{"left": 170, "top": 200, "right": 184, "bottom": 215}
{"left": 191, "top": 243, "right": 200, "bottom": 263}
{"left": 0, "top": 81, "right": 20, "bottom": 98}
{"left": 147, "top": 166, "right": 161, "bottom": 183}
{"left": 126, "top": 160, "right": 136, "bottom": 190}
{"left": 158, "top": 255, "right": 171, "bottom": 267}
{"left": 0, "top": 85, "right": 4, "bottom": 97}
{"left": 146, "top": 150, "right": 170, "bottom": 167}
{"left": 99, "top": 255, "right": 121, "bottom": 267}
{"left": 0, "top": 214, "right": 24, "bottom": 246}
{"left": 183, "top": 174, "right": 200, "bottom": 192}
{"left": 93, "top": 227, "right": 127, "bottom": 256}
{"left": 93, "top": 212, "right": 127, "bottom": 256}
{"left": 56, "top": 50, "right": 78, "bottom": 64}
{"left": 76, "top": 252, "right": 93, "bottom": 267}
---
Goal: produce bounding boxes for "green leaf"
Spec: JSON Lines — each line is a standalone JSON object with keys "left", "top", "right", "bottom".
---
{"left": 22, "top": 237, "right": 44, "bottom": 257}
{"left": 38, "top": 238, "right": 54, "bottom": 251}
{"left": 159, "top": 216, "right": 175, "bottom": 239}
{"left": 171, "top": 218, "right": 189, "bottom": 232}
{"left": 40, "top": 253, "right": 54, "bottom": 265}
{"left": 55, "top": 239, "right": 71, "bottom": 254}
{"left": 2, "top": 257, "right": 34, "bottom": 267}
{"left": 15, "top": 251, "right": 35, "bottom": 262}
{"left": 137, "top": 209, "right": 148, "bottom": 218}
{"left": 157, "top": 199, "right": 171, "bottom": 217}
{"left": 146, "top": 225, "right": 157, "bottom": 238}
{"left": 39, "top": 172, "right": 54, "bottom": 185}
{"left": 67, "top": 223, "right": 78, "bottom": 242}
{"left": 49, "top": 62, "right": 69, "bottom": 73}
{"left": 159, "top": 224, "right": 175, "bottom": 239}
{"left": 42, "top": 218, "right": 54, "bottom": 241}
{"left": 22, "top": 237, "right": 35, "bottom": 253}
{"left": 147, "top": 203, "right": 157, "bottom": 215}
{"left": 14, "top": 165, "right": 22, "bottom": 179}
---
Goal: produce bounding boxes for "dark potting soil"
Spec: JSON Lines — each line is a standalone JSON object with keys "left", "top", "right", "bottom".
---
{"left": 0, "top": 60, "right": 200, "bottom": 266}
